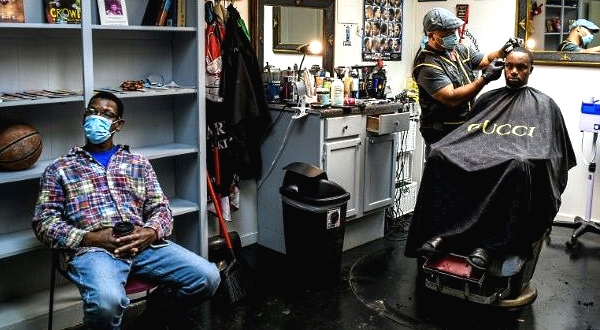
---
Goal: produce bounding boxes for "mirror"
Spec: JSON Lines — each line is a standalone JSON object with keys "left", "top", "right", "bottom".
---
{"left": 250, "top": 0, "right": 335, "bottom": 72}
{"left": 272, "top": 6, "right": 323, "bottom": 54}
{"left": 517, "top": 0, "right": 600, "bottom": 66}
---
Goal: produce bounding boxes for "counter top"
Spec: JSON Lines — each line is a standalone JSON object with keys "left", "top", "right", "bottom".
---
{"left": 267, "top": 101, "right": 403, "bottom": 118}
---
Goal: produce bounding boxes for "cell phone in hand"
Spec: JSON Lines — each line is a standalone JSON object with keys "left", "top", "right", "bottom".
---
{"left": 150, "top": 239, "right": 170, "bottom": 248}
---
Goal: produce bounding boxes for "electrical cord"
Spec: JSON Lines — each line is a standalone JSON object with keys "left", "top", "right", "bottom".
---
{"left": 384, "top": 114, "right": 416, "bottom": 239}
{"left": 579, "top": 131, "right": 598, "bottom": 166}
{"left": 257, "top": 106, "right": 296, "bottom": 191}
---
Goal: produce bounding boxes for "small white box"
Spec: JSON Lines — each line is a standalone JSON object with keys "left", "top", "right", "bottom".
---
{"left": 398, "top": 181, "right": 418, "bottom": 214}
{"left": 398, "top": 120, "right": 417, "bottom": 152}
{"left": 580, "top": 113, "right": 600, "bottom": 133}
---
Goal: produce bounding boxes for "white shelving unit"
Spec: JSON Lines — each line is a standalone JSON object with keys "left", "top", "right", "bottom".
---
{"left": 543, "top": 0, "right": 580, "bottom": 50}
{"left": 0, "top": 2, "right": 206, "bottom": 329}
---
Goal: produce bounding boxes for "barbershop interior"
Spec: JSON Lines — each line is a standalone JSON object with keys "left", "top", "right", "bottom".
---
{"left": 1, "top": 0, "right": 600, "bottom": 329}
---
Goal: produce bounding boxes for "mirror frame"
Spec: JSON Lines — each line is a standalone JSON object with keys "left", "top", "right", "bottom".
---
{"left": 517, "top": 0, "right": 600, "bottom": 67}
{"left": 272, "top": 7, "right": 324, "bottom": 54}
{"left": 250, "top": 0, "right": 335, "bottom": 73}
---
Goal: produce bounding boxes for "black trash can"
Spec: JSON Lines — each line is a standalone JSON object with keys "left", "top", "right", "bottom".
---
{"left": 279, "top": 162, "right": 350, "bottom": 288}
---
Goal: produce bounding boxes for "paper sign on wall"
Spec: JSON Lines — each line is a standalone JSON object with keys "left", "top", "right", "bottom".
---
{"left": 337, "top": 0, "right": 360, "bottom": 23}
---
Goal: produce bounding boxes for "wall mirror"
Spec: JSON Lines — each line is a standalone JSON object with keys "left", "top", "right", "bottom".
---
{"left": 250, "top": 0, "right": 335, "bottom": 72}
{"left": 272, "top": 6, "right": 324, "bottom": 54}
{"left": 516, "top": 0, "right": 600, "bottom": 66}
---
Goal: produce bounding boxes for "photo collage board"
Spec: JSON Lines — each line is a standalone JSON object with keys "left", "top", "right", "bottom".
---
{"left": 363, "top": 0, "right": 403, "bottom": 61}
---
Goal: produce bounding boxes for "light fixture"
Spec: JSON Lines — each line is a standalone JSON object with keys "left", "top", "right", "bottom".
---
{"left": 297, "top": 40, "right": 323, "bottom": 76}
{"left": 290, "top": 40, "right": 322, "bottom": 120}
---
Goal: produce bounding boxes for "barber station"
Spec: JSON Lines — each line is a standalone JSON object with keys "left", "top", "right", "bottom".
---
{"left": 1, "top": 1, "right": 600, "bottom": 330}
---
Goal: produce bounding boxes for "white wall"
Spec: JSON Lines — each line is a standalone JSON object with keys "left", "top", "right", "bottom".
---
{"left": 532, "top": 66, "right": 600, "bottom": 223}
{"left": 233, "top": 0, "right": 599, "bottom": 245}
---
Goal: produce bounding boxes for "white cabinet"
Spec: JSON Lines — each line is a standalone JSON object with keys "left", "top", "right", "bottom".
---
{"left": 322, "top": 114, "right": 399, "bottom": 219}
{"left": 363, "top": 133, "right": 397, "bottom": 212}
{"left": 0, "top": 2, "right": 205, "bottom": 329}
{"left": 323, "top": 138, "right": 362, "bottom": 217}
{"left": 257, "top": 108, "right": 405, "bottom": 253}
{"left": 322, "top": 115, "right": 363, "bottom": 218}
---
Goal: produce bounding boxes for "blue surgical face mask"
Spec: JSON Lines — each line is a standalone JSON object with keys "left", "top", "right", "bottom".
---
{"left": 420, "top": 34, "right": 428, "bottom": 50}
{"left": 582, "top": 34, "right": 594, "bottom": 46}
{"left": 83, "top": 115, "right": 116, "bottom": 144}
{"left": 440, "top": 32, "right": 459, "bottom": 50}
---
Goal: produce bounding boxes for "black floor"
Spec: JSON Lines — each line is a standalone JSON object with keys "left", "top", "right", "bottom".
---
{"left": 66, "top": 224, "right": 600, "bottom": 330}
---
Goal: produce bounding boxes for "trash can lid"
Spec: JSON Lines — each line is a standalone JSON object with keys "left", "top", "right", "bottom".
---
{"left": 280, "top": 178, "right": 350, "bottom": 206}
{"left": 282, "top": 162, "right": 327, "bottom": 180}
{"left": 282, "top": 162, "right": 329, "bottom": 196}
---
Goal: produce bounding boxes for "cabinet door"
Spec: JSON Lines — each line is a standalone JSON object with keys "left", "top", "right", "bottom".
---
{"left": 323, "top": 138, "right": 362, "bottom": 218}
{"left": 363, "top": 133, "right": 397, "bottom": 212}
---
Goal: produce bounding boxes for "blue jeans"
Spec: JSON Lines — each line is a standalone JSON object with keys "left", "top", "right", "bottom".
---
{"left": 67, "top": 241, "right": 221, "bottom": 330}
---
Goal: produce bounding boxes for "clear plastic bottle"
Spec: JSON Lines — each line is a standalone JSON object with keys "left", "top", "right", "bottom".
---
{"left": 331, "top": 76, "right": 344, "bottom": 106}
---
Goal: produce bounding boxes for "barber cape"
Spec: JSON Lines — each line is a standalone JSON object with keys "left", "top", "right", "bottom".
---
{"left": 405, "top": 86, "right": 576, "bottom": 258}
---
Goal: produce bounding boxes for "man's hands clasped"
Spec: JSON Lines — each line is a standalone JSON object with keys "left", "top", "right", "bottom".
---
{"left": 83, "top": 225, "right": 158, "bottom": 258}
{"left": 113, "top": 226, "right": 157, "bottom": 258}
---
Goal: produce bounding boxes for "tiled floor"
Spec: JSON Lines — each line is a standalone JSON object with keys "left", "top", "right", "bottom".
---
{"left": 65, "top": 224, "right": 600, "bottom": 330}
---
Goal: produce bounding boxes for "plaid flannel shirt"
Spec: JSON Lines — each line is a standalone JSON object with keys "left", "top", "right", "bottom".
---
{"left": 32, "top": 145, "right": 173, "bottom": 255}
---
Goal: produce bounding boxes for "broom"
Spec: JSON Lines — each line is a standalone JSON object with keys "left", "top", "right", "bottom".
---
{"left": 206, "top": 172, "right": 254, "bottom": 304}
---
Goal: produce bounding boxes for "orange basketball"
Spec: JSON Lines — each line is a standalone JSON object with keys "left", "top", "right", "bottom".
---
{"left": 0, "top": 123, "right": 43, "bottom": 171}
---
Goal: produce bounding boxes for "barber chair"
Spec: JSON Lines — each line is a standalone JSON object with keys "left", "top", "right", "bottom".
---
{"left": 418, "top": 234, "right": 545, "bottom": 308}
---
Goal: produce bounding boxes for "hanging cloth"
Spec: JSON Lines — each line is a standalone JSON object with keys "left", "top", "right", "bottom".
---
{"left": 220, "top": 4, "right": 271, "bottom": 180}
{"left": 214, "top": 0, "right": 228, "bottom": 24}
{"left": 205, "top": 0, "right": 215, "bottom": 24}
{"left": 205, "top": 1, "right": 225, "bottom": 103}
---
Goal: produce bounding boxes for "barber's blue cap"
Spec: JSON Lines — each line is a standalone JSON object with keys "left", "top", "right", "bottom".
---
{"left": 423, "top": 7, "right": 464, "bottom": 32}
{"left": 570, "top": 19, "right": 600, "bottom": 33}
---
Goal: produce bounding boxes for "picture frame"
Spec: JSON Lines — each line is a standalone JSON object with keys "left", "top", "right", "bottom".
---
{"left": 0, "top": 0, "right": 25, "bottom": 23}
{"left": 98, "top": 0, "right": 128, "bottom": 26}
{"left": 362, "top": 0, "right": 403, "bottom": 62}
{"left": 44, "top": 0, "right": 81, "bottom": 24}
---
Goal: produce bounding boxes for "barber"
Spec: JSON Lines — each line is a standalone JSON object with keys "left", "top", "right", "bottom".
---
{"left": 413, "top": 7, "right": 520, "bottom": 156}
{"left": 557, "top": 19, "right": 600, "bottom": 53}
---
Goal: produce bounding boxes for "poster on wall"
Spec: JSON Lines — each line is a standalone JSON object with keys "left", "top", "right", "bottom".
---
{"left": 363, "top": 0, "right": 403, "bottom": 61}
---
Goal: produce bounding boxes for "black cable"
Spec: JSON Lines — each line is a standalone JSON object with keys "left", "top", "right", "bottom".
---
{"left": 385, "top": 116, "right": 416, "bottom": 239}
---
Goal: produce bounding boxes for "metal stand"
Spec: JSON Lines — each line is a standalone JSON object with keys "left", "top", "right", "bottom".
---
{"left": 555, "top": 132, "right": 600, "bottom": 248}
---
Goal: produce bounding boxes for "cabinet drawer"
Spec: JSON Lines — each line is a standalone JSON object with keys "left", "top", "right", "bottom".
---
{"left": 366, "top": 112, "right": 410, "bottom": 135}
{"left": 324, "top": 115, "right": 362, "bottom": 139}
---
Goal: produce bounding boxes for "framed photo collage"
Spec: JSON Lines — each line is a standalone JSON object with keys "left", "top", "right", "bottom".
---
{"left": 363, "top": 0, "right": 403, "bottom": 61}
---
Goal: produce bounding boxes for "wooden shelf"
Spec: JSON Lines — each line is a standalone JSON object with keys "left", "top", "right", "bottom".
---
{"left": 0, "top": 96, "right": 84, "bottom": 108}
{"left": 101, "top": 87, "right": 197, "bottom": 99}
{"left": 92, "top": 25, "right": 196, "bottom": 32}
{"left": 0, "top": 143, "right": 197, "bottom": 184}
{"left": 0, "top": 230, "right": 41, "bottom": 259}
{"left": 0, "top": 2, "right": 204, "bottom": 329}
{"left": 0, "top": 282, "right": 81, "bottom": 330}
{"left": 0, "top": 22, "right": 81, "bottom": 30}
{"left": 0, "top": 198, "right": 199, "bottom": 260}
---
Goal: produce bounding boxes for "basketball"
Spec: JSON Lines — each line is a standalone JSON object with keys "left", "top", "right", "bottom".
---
{"left": 0, "top": 122, "right": 43, "bottom": 171}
